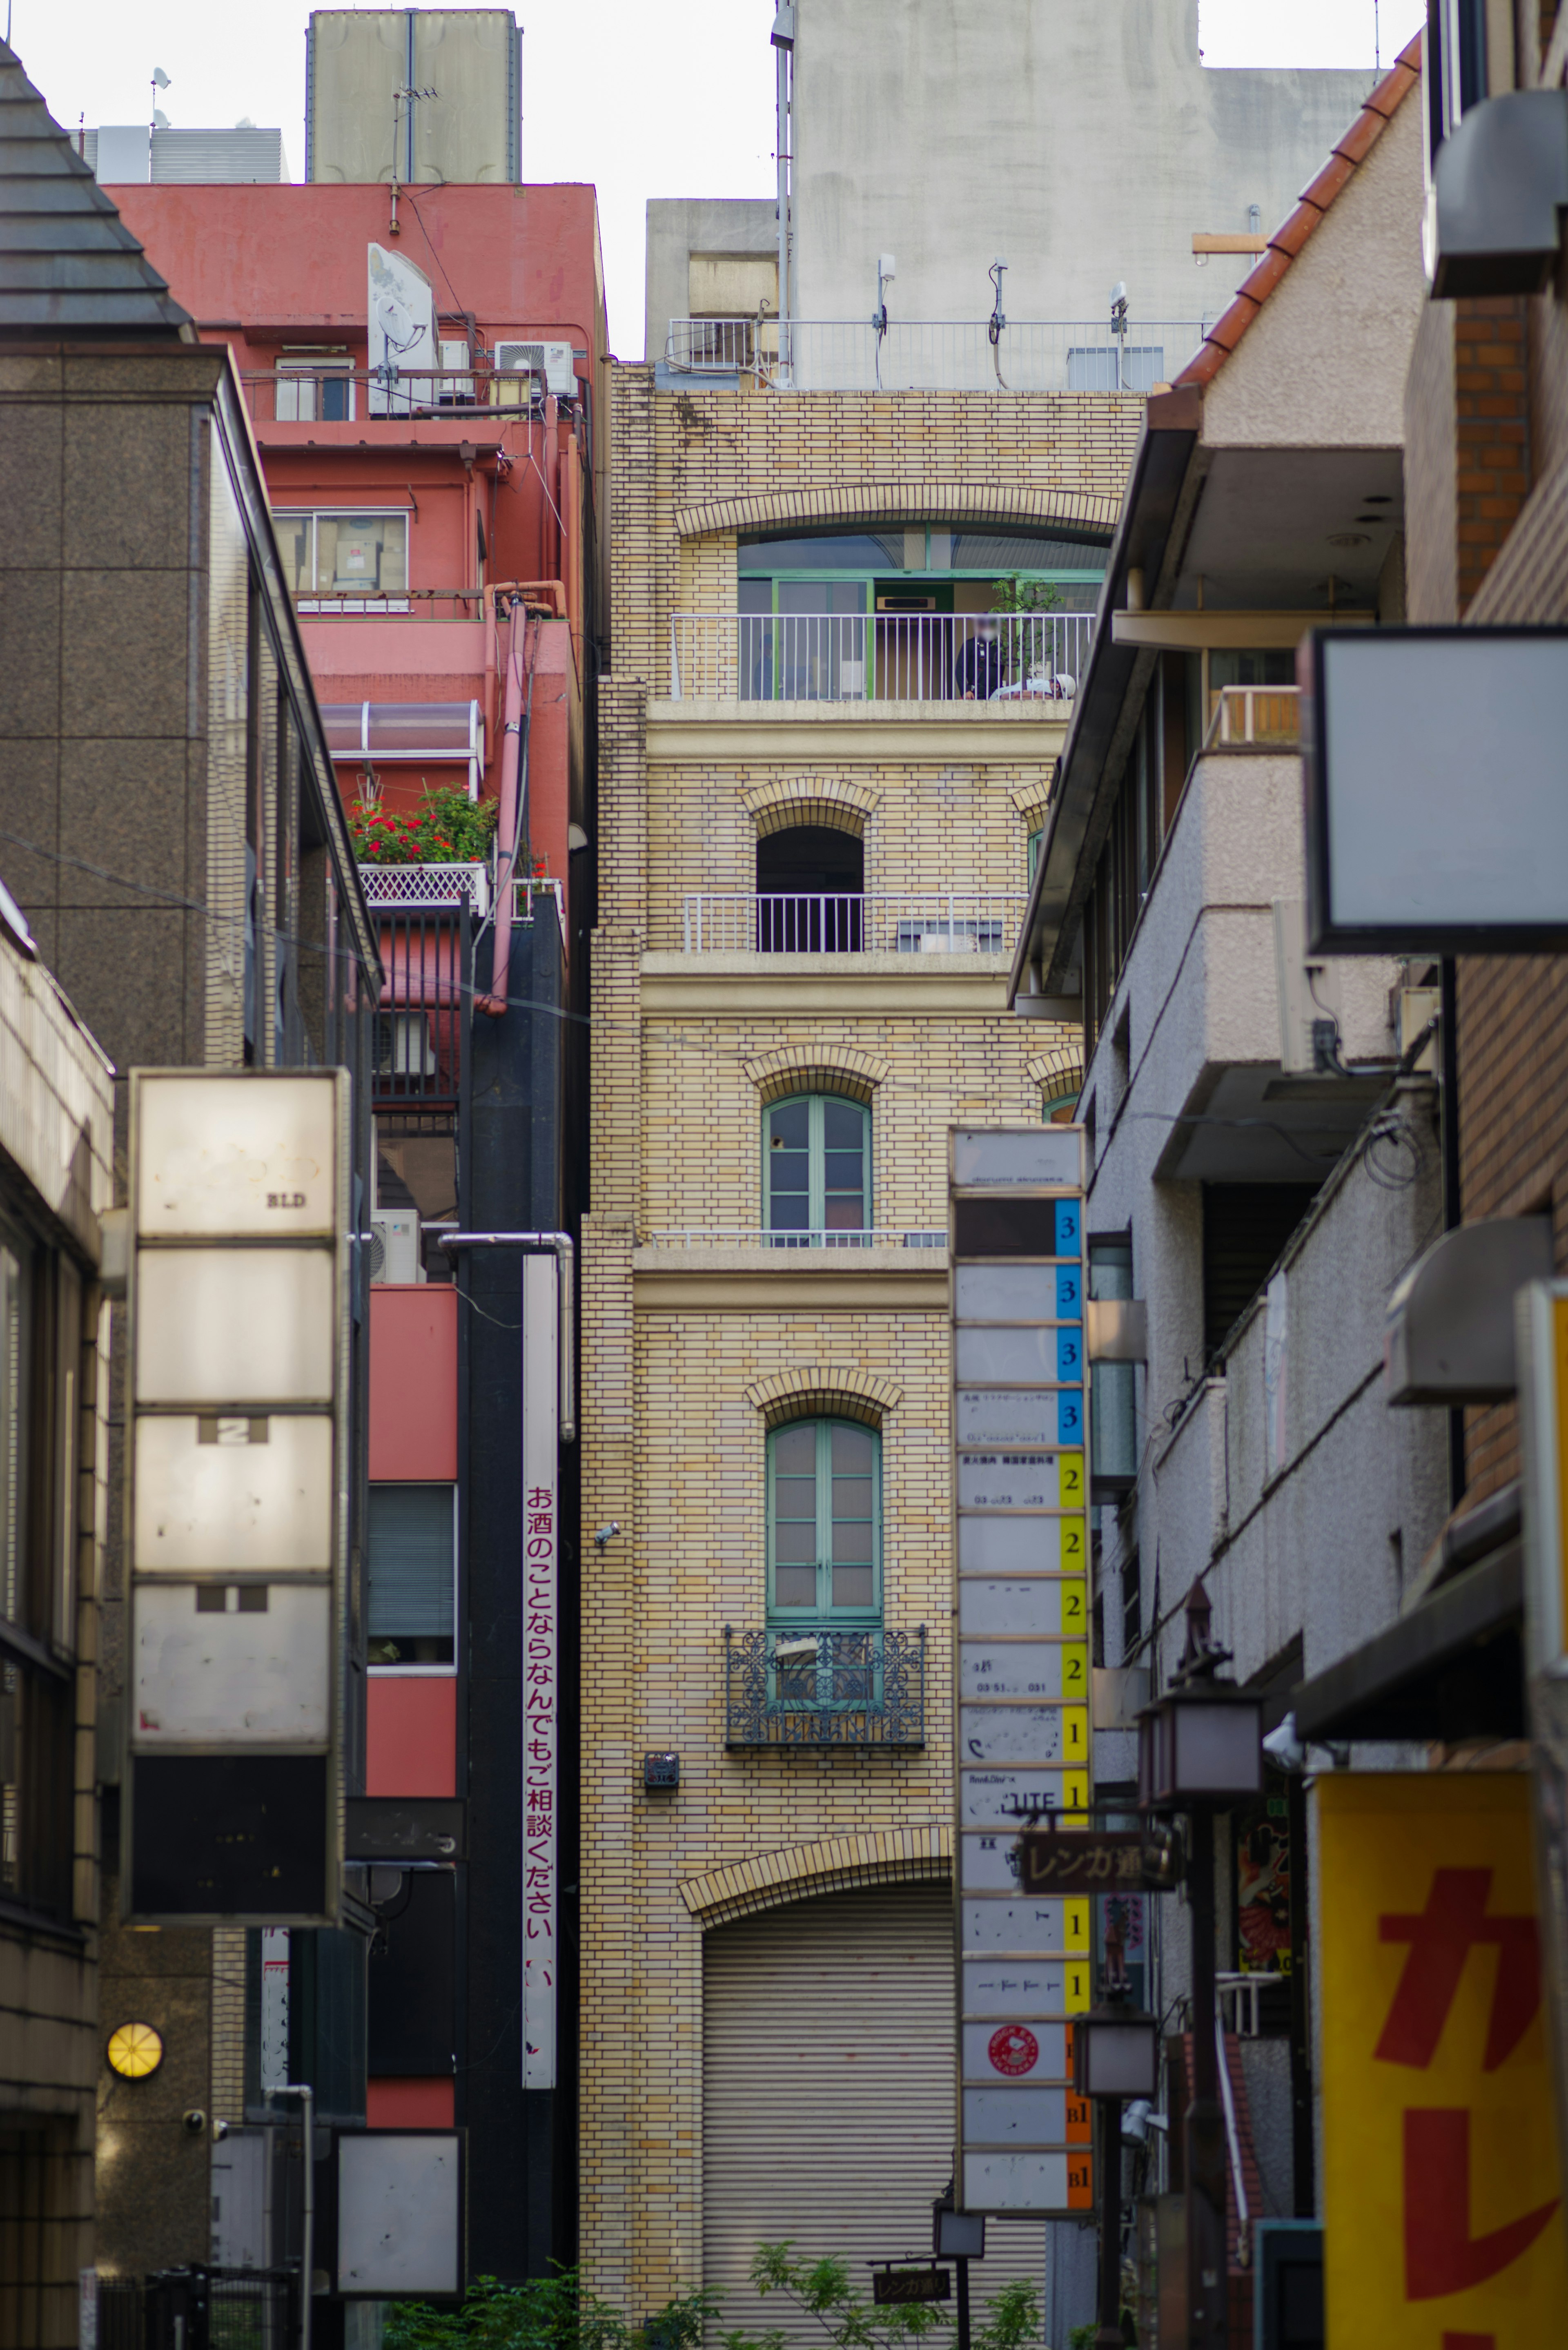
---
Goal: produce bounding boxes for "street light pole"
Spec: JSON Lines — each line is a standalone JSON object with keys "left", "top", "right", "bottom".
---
{"left": 1135, "top": 1581, "right": 1263, "bottom": 2350}
{"left": 1185, "top": 1815, "right": 1228, "bottom": 2350}
{"left": 1094, "top": 2091, "right": 1123, "bottom": 2350}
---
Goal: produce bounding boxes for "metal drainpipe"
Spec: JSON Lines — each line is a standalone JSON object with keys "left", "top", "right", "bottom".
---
{"left": 776, "top": 43, "right": 789, "bottom": 332}
{"left": 269, "top": 2082, "right": 315, "bottom": 2350}
{"left": 427, "top": 1230, "right": 575, "bottom": 1440}
{"left": 476, "top": 602, "right": 535, "bottom": 1017}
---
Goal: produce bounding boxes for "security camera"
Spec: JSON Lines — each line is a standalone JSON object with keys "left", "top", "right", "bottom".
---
{"left": 593, "top": 1521, "right": 621, "bottom": 1549}
{"left": 212, "top": 2118, "right": 229, "bottom": 2142}
{"left": 1122, "top": 2100, "right": 1169, "bottom": 2146}
{"left": 182, "top": 2109, "right": 207, "bottom": 2135}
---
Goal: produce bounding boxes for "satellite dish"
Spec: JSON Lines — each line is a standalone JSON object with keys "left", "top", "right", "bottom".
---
{"left": 368, "top": 244, "right": 437, "bottom": 415}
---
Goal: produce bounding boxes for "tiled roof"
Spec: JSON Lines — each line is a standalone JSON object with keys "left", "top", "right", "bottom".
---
{"left": 0, "top": 39, "right": 190, "bottom": 336}
{"left": 1176, "top": 31, "right": 1423, "bottom": 389}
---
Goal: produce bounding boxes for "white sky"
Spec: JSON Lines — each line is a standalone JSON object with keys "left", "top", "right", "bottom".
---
{"left": 11, "top": 0, "right": 1425, "bottom": 359}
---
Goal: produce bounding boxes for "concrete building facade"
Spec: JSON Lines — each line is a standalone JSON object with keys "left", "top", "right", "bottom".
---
{"left": 1005, "top": 36, "right": 1481, "bottom": 2326}
{"left": 646, "top": 0, "right": 1378, "bottom": 381}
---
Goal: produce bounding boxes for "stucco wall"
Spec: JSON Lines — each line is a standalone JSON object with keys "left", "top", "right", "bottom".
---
{"left": 1200, "top": 87, "right": 1425, "bottom": 450}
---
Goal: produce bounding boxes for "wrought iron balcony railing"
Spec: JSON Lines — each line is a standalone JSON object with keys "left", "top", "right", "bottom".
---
{"left": 723, "top": 1623, "right": 927, "bottom": 1748}
{"left": 670, "top": 610, "right": 1093, "bottom": 702}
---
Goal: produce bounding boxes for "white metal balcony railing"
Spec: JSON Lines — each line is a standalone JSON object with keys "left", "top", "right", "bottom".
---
{"left": 357, "top": 865, "right": 566, "bottom": 933}
{"left": 665, "top": 318, "right": 1209, "bottom": 394}
{"left": 680, "top": 892, "right": 1026, "bottom": 954}
{"left": 670, "top": 611, "right": 1094, "bottom": 702}
{"left": 640, "top": 1228, "right": 947, "bottom": 1250}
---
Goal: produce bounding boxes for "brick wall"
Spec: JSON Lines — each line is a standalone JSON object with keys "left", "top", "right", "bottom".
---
{"left": 1404, "top": 254, "right": 1568, "bottom": 1495}
{"left": 581, "top": 361, "right": 1128, "bottom": 2307}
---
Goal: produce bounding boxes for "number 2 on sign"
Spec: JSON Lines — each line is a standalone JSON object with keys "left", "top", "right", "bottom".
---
{"left": 1059, "top": 1454, "right": 1083, "bottom": 1503}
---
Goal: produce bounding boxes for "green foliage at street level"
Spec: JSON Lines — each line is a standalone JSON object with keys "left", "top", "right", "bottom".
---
{"left": 384, "top": 2270, "right": 719, "bottom": 2350}
{"left": 716, "top": 2241, "right": 1042, "bottom": 2350}
{"left": 383, "top": 2247, "right": 1043, "bottom": 2350}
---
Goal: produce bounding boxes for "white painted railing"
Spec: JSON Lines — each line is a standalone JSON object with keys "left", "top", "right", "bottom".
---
{"left": 670, "top": 611, "right": 1093, "bottom": 702}
{"left": 642, "top": 1229, "right": 948, "bottom": 1250}
{"left": 359, "top": 862, "right": 492, "bottom": 914}
{"left": 664, "top": 318, "right": 1209, "bottom": 393}
{"left": 680, "top": 892, "right": 1026, "bottom": 954}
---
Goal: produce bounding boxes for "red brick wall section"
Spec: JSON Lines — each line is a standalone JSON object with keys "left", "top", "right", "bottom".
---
{"left": 1454, "top": 297, "right": 1533, "bottom": 611}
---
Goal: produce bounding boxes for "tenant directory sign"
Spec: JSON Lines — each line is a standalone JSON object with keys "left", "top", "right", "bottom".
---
{"left": 951, "top": 1125, "right": 1092, "bottom": 2218}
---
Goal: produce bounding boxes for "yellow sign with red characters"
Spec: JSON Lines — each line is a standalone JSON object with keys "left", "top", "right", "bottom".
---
{"left": 1318, "top": 1774, "right": 1568, "bottom": 2346}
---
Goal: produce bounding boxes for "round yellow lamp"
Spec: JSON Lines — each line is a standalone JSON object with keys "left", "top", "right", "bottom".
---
{"left": 106, "top": 2021, "right": 164, "bottom": 2080}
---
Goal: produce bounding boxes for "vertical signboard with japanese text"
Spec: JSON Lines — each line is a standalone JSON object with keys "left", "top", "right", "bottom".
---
{"left": 1318, "top": 1774, "right": 1568, "bottom": 2342}
{"left": 951, "top": 1126, "right": 1092, "bottom": 2218}
{"left": 521, "top": 1252, "right": 559, "bottom": 2089}
{"left": 124, "top": 1070, "right": 348, "bottom": 1923}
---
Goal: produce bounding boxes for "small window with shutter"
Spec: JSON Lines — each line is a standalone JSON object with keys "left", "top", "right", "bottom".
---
{"left": 367, "top": 1484, "right": 456, "bottom": 1669}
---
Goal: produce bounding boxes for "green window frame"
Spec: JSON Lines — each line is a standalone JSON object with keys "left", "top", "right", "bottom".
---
{"left": 1028, "top": 826, "right": 1044, "bottom": 884}
{"left": 766, "top": 1417, "right": 882, "bottom": 1621}
{"left": 764, "top": 1093, "right": 871, "bottom": 1240}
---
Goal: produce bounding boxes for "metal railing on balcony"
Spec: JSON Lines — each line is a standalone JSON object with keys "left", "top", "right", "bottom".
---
{"left": 372, "top": 908, "right": 472, "bottom": 1113}
{"left": 360, "top": 861, "right": 492, "bottom": 914}
{"left": 681, "top": 892, "right": 1026, "bottom": 954}
{"left": 641, "top": 1227, "right": 947, "bottom": 1249}
{"left": 665, "top": 317, "right": 1209, "bottom": 393}
{"left": 243, "top": 366, "right": 566, "bottom": 422}
{"left": 724, "top": 1623, "right": 927, "bottom": 1746}
{"left": 670, "top": 611, "right": 1093, "bottom": 702}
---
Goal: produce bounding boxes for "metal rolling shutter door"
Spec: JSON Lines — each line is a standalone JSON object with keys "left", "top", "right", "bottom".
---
{"left": 703, "top": 1884, "right": 1047, "bottom": 2341}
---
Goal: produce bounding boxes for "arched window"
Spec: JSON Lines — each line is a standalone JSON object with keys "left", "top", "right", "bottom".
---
{"left": 755, "top": 824, "right": 863, "bottom": 950}
{"left": 764, "top": 1093, "right": 870, "bottom": 1241}
{"left": 766, "top": 1418, "right": 881, "bottom": 1621}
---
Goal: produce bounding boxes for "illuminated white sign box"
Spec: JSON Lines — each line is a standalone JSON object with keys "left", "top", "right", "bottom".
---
{"left": 1306, "top": 628, "right": 1568, "bottom": 954}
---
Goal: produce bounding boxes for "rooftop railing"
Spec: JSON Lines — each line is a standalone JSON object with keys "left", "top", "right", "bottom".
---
{"left": 665, "top": 317, "right": 1209, "bottom": 393}
{"left": 681, "top": 892, "right": 1026, "bottom": 955}
{"left": 671, "top": 611, "right": 1092, "bottom": 702}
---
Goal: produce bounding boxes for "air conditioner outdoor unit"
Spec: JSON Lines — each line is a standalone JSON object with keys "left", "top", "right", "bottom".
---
{"left": 375, "top": 1011, "right": 437, "bottom": 1077}
{"left": 437, "top": 336, "right": 474, "bottom": 406}
{"left": 492, "top": 339, "right": 577, "bottom": 402}
{"left": 369, "top": 1211, "right": 423, "bottom": 1285}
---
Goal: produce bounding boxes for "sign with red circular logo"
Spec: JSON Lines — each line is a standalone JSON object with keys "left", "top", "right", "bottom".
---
{"left": 987, "top": 2024, "right": 1039, "bottom": 2077}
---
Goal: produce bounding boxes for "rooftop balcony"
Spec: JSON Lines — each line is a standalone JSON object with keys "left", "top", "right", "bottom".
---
{"left": 664, "top": 317, "right": 1207, "bottom": 394}
{"left": 723, "top": 1623, "right": 927, "bottom": 1748}
{"left": 670, "top": 612, "right": 1092, "bottom": 703}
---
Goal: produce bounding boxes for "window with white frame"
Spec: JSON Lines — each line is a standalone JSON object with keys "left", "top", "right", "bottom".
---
{"left": 367, "top": 1483, "right": 455, "bottom": 1668}
{"left": 274, "top": 357, "right": 354, "bottom": 423}
{"left": 766, "top": 1417, "right": 880, "bottom": 1621}
{"left": 275, "top": 511, "right": 409, "bottom": 609}
{"left": 764, "top": 1092, "right": 870, "bottom": 1242}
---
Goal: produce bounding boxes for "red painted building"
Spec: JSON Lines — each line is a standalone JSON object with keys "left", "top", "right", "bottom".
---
{"left": 111, "top": 171, "right": 606, "bottom": 2274}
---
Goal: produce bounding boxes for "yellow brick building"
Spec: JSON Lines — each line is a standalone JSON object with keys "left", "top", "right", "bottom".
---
{"left": 581, "top": 372, "right": 1140, "bottom": 2328}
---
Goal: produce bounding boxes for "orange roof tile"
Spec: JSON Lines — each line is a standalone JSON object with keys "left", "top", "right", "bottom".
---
{"left": 1175, "top": 31, "right": 1423, "bottom": 392}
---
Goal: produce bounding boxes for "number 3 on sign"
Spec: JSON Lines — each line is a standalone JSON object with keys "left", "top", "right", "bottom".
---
{"left": 1059, "top": 1454, "right": 1083, "bottom": 1504}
